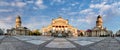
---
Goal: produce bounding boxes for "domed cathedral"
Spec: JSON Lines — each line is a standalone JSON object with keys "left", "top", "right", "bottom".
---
{"left": 95, "top": 15, "right": 105, "bottom": 30}
{"left": 7, "top": 15, "right": 31, "bottom": 35}
{"left": 41, "top": 17, "right": 78, "bottom": 37}
{"left": 85, "top": 15, "right": 112, "bottom": 37}
{"left": 15, "top": 15, "right": 22, "bottom": 28}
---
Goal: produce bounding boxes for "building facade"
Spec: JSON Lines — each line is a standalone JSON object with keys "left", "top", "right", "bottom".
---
{"left": 116, "top": 30, "right": 120, "bottom": 36}
{"left": 85, "top": 15, "right": 112, "bottom": 37}
{"left": 7, "top": 15, "right": 31, "bottom": 35}
{"left": 0, "top": 29, "right": 4, "bottom": 35}
{"left": 42, "top": 17, "right": 78, "bottom": 37}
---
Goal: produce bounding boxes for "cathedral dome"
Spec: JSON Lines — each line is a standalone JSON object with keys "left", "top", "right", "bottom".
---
{"left": 97, "top": 15, "right": 102, "bottom": 18}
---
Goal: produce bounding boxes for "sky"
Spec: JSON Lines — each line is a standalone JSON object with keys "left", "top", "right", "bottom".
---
{"left": 0, "top": 0, "right": 120, "bottom": 33}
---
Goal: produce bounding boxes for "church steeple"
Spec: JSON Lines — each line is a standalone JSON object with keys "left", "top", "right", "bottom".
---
{"left": 96, "top": 15, "right": 103, "bottom": 28}
{"left": 15, "top": 15, "right": 22, "bottom": 28}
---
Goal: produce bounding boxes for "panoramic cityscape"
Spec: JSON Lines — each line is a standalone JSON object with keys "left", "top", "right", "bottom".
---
{"left": 0, "top": 0, "right": 120, "bottom": 50}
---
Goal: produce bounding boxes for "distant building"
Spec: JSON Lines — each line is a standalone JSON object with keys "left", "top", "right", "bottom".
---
{"left": 85, "top": 15, "right": 112, "bottom": 37}
{"left": 41, "top": 17, "right": 78, "bottom": 37}
{"left": 7, "top": 15, "right": 31, "bottom": 35}
{"left": 0, "top": 29, "right": 4, "bottom": 35}
{"left": 116, "top": 30, "right": 120, "bottom": 36}
{"left": 77, "top": 30, "right": 85, "bottom": 36}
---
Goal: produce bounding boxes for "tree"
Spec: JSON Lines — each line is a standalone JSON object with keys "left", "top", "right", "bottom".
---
{"left": 31, "top": 29, "right": 42, "bottom": 36}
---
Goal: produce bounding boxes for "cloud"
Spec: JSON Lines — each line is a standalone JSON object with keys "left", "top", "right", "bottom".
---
{"left": 57, "top": 1, "right": 118, "bottom": 30}
{"left": 76, "top": 1, "right": 120, "bottom": 32}
{"left": 71, "top": 2, "right": 79, "bottom": 6}
{"left": 80, "top": 1, "right": 120, "bottom": 20}
{"left": 50, "top": 0, "right": 65, "bottom": 5}
{"left": 69, "top": 15, "right": 96, "bottom": 30}
{"left": 80, "top": 9, "right": 93, "bottom": 14}
{"left": 110, "top": 2, "right": 120, "bottom": 16}
{"left": 0, "top": 1, "right": 10, "bottom": 6}
{"left": 35, "top": 0, "right": 47, "bottom": 9}
{"left": 89, "top": 2, "right": 120, "bottom": 16}
{"left": 67, "top": 12, "right": 78, "bottom": 15}
{"left": 0, "top": 9, "right": 13, "bottom": 12}
{"left": 26, "top": 0, "right": 34, "bottom": 3}
{"left": 14, "top": 2, "right": 27, "bottom": 8}
{"left": 0, "top": 16, "right": 15, "bottom": 29}
{"left": 90, "top": 2, "right": 107, "bottom": 8}
{"left": 24, "top": 21, "right": 50, "bottom": 30}
{"left": 0, "top": 1, "right": 27, "bottom": 8}
{"left": 23, "top": 16, "right": 51, "bottom": 30}
{"left": 90, "top": 2, "right": 111, "bottom": 14}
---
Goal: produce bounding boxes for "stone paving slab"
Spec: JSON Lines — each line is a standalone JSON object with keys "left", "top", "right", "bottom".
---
{"left": 74, "top": 41, "right": 94, "bottom": 46}
{"left": 45, "top": 38, "right": 76, "bottom": 48}
{"left": 115, "top": 37, "right": 120, "bottom": 41}
{"left": 87, "top": 37, "right": 120, "bottom": 50}
{"left": 0, "top": 36, "right": 4, "bottom": 39}
{"left": 14, "top": 36, "right": 53, "bottom": 41}
{"left": 26, "top": 40, "right": 45, "bottom": 45}
{"left": 68, "top": 37, "right": 106, "bottom": 46}
{"left": 0, "top": 36, "right": 39, "bottom": 50}
{"left": 14, "top": 36, "right": 53, "bottom": 45}
{"left": 0, "top": 42, "right": 16, "bottom": 50}
{"left": 0, "top": 36, "right": 120, "bottom": 50}
{"left": 39, "top": 38, "right": 92, "bottom": 50}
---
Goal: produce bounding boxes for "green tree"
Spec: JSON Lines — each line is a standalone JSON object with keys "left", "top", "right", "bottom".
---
{"left": 31, "top": 29, "right": 42, "bottom": 36}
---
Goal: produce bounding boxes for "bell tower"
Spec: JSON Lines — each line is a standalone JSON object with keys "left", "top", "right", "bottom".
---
{"left": 15, "top": 15, "right": 21, "bottom": 28}
{"left": 96, "top": 15, "right": 103, "bottom": 28}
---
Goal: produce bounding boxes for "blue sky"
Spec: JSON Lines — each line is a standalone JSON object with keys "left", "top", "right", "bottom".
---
{"left": 0, "top": 0, "right": 120, "bottom": 33}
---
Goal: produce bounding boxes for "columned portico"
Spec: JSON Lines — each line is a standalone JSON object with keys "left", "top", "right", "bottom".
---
{"left": 42, "top": 17, "right": 78, "bottom": 37}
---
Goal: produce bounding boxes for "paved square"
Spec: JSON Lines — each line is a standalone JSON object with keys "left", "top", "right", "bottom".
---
{"left": 0, "top": 36, "right": 120, "bottom": 50}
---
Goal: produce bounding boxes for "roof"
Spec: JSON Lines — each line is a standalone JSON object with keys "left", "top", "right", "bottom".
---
{"left": 97, "top": 15, "right": 102, "bottom": 18}
{"left": 16, "top": 15, "right": 21, "bottom": 19}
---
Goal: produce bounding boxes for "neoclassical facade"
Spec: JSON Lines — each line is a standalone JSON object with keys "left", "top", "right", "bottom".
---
{"left": 85, "top": 15, "right": 112, "bottom": 37}
{"left": 0, "top": 29, "right": 4, "bottom": 35}
{"left": 116, "top": 30, "right": 120, "bottom": 36}
{"left": 7, "top": 15, "right": 31, "bottom": 35}
{"left": 42, "top": 17, "right": 78, "bottom": 37}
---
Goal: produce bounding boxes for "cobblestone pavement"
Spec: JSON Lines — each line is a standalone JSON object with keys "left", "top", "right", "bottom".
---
{"left": 87, "top": 37, "right": 120, "bottom": 50}
{"left": 39, "top": 38, "right": 92, "bottom": 50}
{"left": 0, "top": 36, "right": 120, "bottom": 50}
{"left": 0, "top": 36, "right": 39, "bottom": 50}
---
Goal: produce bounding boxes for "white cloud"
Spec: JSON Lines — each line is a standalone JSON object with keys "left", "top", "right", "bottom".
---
{"left": 61, "top": 7, "right": 71, "bottom": 11}
{"left": 70, "top": 15, "right": 96, "bottom": 29}
{"left": 0, "top": 9, "right": 13, "bottom": 12}
{"left": 90, "top": 2, "right": 111, "bottom": 14}
{"left": 50, "top": 0, "right": 65, "bottom": 5}
{"left": 75, "top": 1, "right": 120, "bottom": 31}
{"left": 35, "top": 0, "right": 47, "bottom": 9}
{"left": 80, "top": 1, "right": 120, "bottom": 19}
{"left": 74, "top": 15, "right": 96, "bottom": 25}
{"left": 36, "top": 0, "right": 43, "bottom": 5}
{"left": 0, "top": 1, "right": 9, "bottom": 6}
{"left": 80, "top": 9, "right": 93, "bottom": 14}
{"left": 67, "top": 12, "right": 78, "bottom": 15}
{"left": 0, "top": 1, "right": 27, "bottom": 8}
{"left": 26, "top": 0, "right": 34, "bottom": 3}
{"left": 23, "top": 17, "right": 50, "bottom": 30}
{"left": 71, "top": 2, "right": 79, "bottom": 6}
{"left": 110, "top": 2, "right": 120, "bottom": 14}
{"left": 15, "top": 2, "right": 27, "bottom": 8}
{"left": 52, "top": 0, "right": 65, "bottom": 3}
{"left": 90, "top": 2, "right": 106, "bottom": 8}
{"left": 0, "top": 16, "right": 15, "bottom": 29}
{"left": 33, "top": 7, "right": 38, "bottom": 10}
